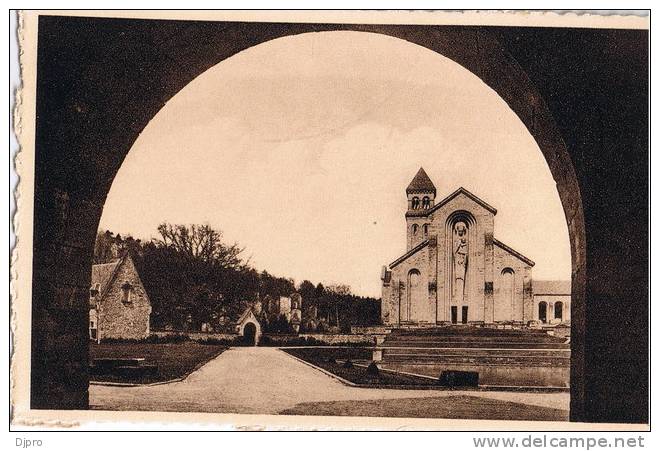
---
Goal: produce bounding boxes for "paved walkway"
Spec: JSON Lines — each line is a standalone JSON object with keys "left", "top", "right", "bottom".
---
{"left": 90, "top": 347, "right": 569, "bottom": 415}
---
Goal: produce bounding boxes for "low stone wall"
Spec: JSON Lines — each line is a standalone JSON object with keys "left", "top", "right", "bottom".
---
{"left": 545, "top": 327, "right": 571, "bottom": 339}
{"left": 151, "top": 330, "right": 375, "bottom": 346}
{"left": 379, "top": 362, "right": 570, "bottom": 388}
{"left": 298, "top": 333, "right": 375, "bottom": 344}
{"left": 350, "top": 326, "right": 390, "bottom": 335}
{"left": 152, "top": 330, "right": 238, "bottom": 341}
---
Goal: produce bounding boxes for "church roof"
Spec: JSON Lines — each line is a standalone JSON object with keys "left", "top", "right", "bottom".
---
{"left": 390, "top": 239, "right": 430, "bottom": 268}
{"left": 406, "top": 167, "right": 436, "bottom": 195}
{"left": 533, "top": 280, "right": 571, "bottom": 295}
{"left": 493, "top": 238, "right": 535, "bottom": 267}
{"left": 407, "top": 187, "right": 497, "bottom": 217}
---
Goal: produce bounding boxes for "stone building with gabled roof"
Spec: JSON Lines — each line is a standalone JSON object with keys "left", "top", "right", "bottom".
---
{"left": 381, "top": 168, "right": 543, "bottom": 326}
{"left": 89, "top": 253, "right": 152, "bottom": 341}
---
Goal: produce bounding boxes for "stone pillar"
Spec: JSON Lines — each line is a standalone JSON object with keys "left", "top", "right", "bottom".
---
{"left": 549, "top": 301, "right": 555, "bottom": 323}
{"left": 436, "top": 224, "right": 448, "bottom": 324}
{"left": 523, "top": 267, "right": 533, "bottom": 322}
{"left": 31, "top": 190, "right": 100, "bottom": 409}
{"left": 428, "top": 236, "right": 438, "bottom": 322}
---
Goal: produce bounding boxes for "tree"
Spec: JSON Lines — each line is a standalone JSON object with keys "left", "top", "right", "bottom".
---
{"left": 93, "top": 231, "right": 116, "bottom": 264}
{"left": 93, "top": 223, "right": 383, "bottom": 332}
{"left": 155, "top": 223, "right": 246, "bottom": 269}
{"left": 298, "top": 280, "right": 316, "bottom": 301}
{"left": 324, "top": 284, "right": 352, "bottom": 326}
{"left": 326, "top": 284, "right": 351, "bottom": 296}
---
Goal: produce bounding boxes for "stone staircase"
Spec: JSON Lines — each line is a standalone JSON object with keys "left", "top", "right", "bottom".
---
{"left": 381, "top": 326, "right": 569, "bottom": 366}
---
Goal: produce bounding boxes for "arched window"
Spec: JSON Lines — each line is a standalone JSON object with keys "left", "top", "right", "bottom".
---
{"left": 423, "top": 224, "right": 429, "bottom": 236}
{"left": 554, "top": 301, "right": 563, "bottom": 321}
{"left": 412, "top": 197, "right": 420, "bottom": 209}
{"left": 499, "top": 268, "right": 515, "bottom": 321}
{"left": 406, "top": 269, "right": 421, "bottom": 322}
{"left": 422, "top": 196, "right": 430, "bottom": 209}
{"left": 412, "top": 224, "right": 418, "bottom": 235}
{"left": 538, "top": 301, "right": 547, "bottom": 323}
{"left": 121, "top": 281, "right": 133, "bottom": 305}
{"left": 408, "top": 269, "right": 420, "bottom": 287}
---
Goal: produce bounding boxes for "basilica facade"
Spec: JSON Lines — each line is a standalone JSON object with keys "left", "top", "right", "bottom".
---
{"left": 380, "top": 168, "right": 536, "bottom": 326}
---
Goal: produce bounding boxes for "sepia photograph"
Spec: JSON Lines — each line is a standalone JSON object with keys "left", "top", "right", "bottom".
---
{"left": 9, "top": 9, "right": 649, "bottom": 433}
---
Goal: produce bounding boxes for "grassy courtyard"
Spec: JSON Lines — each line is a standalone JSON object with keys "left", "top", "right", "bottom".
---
{"left": 90, "top": 341, "right": 227, "bottom": 384}
{"left": 280, "top": 394, "right": 569, "bottom": 421}
{"left": 283, "top": 348, "right": 439, "bottom": 387}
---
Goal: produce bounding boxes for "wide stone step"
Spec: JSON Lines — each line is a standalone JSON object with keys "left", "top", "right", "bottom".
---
{"left": 382, "top": 341, "right": 569, "bottom": 349}
{"left": 390, "top": 327, "right": 554, "bottom": 336}
{"left": 383, "top": 347, "right": 569, "bottom": 357}
{"left": 382, "top": 354, "right": 570, "bottom": 366}
{"left": 385, "top": 334, "right": 565, "bottom": 342}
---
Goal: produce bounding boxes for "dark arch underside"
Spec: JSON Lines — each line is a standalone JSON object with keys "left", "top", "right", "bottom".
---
{"left": 30, "top": 16, "right": 647, "bottom": 423}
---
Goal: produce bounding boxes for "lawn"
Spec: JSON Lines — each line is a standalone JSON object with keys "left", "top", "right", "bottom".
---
{"left": 280, "top": 395, "right": 569, "bottom": 421}
{"left": 283, "top": 348, "right": 439, "bottom": 387}
{"left": 90, "top": 341, "right": 226, "bottom": 384}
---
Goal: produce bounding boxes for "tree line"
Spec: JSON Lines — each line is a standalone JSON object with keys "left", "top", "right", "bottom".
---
{"left": 93, "top": 223, "right": 381, "bottom": 332}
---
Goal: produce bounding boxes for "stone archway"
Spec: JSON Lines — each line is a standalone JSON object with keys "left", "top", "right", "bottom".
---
{"left": 242, "top": 322, "right": 258, "bottom": 346}
{"left": 28, "top": 16, "right": 648, "bottom": 423}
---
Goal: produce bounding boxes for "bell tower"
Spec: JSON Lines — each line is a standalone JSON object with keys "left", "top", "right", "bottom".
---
{"left": 406, "top": 167, "right": 436, "bottom": 211}
{"left": 406, "top": 167, "right": 436, "bottom": 249}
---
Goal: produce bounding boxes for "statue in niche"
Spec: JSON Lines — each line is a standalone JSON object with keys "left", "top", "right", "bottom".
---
{"left": 453, "top": 221, "right": 468, "bottom": 302}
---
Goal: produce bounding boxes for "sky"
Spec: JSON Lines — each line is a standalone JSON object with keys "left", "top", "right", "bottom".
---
{"left": 99, "top": 31, "right": 571, "bottom": 298}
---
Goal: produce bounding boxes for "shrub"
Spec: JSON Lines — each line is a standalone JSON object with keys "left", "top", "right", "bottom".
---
{"left": 259, "top": 335, "right": 273, "bottom": 346}
{"left": 366, "top": 362, "right": 380, "bottom": 377}
{"left": 196, "top": 337, "right": 237, "bottom": 346}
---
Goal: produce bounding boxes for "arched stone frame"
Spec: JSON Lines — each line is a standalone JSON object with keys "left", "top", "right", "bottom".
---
{"left": 555, "top": 301, "right": 564, "bottom": 321}
{"left": 406, "top": 269, "right": 421, "bottom": 322}
{"left": 498, "top": 267, "right": 516, "bottom": 322}
{"left": 29, "top": 18, "right": 619, "bottom": 420}
{"left": 237, "top": 319, "right": 261, "bottom": 346}
{"left": 422, "top": 196, "right": 431, "bottom": 209}
{"left": 443, "top": 211, "right": 477, "bottom": 323}
{"left": 539, "top": 301, "right": 548, "bottom": 323}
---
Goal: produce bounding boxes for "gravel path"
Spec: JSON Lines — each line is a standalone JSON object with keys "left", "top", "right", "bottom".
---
{"left": 90, "top": 347, "right": 569, "bottom": 417}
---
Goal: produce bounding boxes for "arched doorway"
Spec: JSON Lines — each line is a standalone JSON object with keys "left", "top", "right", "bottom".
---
{"left": 243, "top": 322, "right": 257, "bottom": 346}
{"left": 28, "top": 16, "right": 611, "bottom": 420}
{"left": 539, "top": 301, "right": 548, "bottom": 323}
{"left": 555, "top": 301, "right": 564, "bottom": 322}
